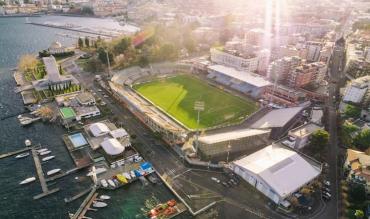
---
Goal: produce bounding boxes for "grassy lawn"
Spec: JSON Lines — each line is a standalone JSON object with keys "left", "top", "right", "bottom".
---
{"left": 133, "top": 75, "right": 258, "bottom": 129}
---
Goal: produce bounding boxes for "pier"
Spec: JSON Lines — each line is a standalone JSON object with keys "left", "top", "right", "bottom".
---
{"left": 70, "top": 187, "right": 97, "bottom": 219}
{"left": 64, "top": 187, "right": 93, "bottom": 203}
{"left": 0, "top": 147, "right": 32, "bottom": 159}
{"left": 46, "top": 164, "right": 90, "bottom": 182}
{"left": 31, "top": 148, "right": 60, "bottom": 200}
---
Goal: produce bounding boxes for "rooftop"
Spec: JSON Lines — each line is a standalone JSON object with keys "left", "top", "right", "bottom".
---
{"left": 76, "top": 92, "right": 95, "bottom": 104}
{"left": 233, "top": 144, "right": 321, "bottom": 198}
{"left": 199, "top": 129, "right": 270, "bottom": 144}
{"left": 42, "top": 56, "right": 60, "bottom": 83}
{"left": 289, "top": 122, "right": 323, "bottom": 138}
{"left": 251, "top": 107, "right": 304, "bottom": 129}
{"left": 208, "top": 65, "right": 272, "bottom": 88}
{"left": 60, "top": 107, "right": 76, "bottom": 119}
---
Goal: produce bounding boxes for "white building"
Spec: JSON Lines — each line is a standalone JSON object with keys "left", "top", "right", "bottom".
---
{"left": 76, "top": 92, "right": 96, "bottom": 106}
{"left": 343, "top": 76, "right": 370, "bottom": 104}
{"left": 48, "top": 41, "right": 67, "bottom": 55}
{"left": 210, "top": 48, "right": 259, "bottom": 72}
{"left": 89, "top": 122, "right": 110, "bottom": 137}
{"left": 288, "top": 122, "right": 323, "bottom": 149}
{"left": 100, "top": 138, "right": 125, "bottom": 156}
{"left": 231, "top": 145, "right": 321, "bottom": 204}
{"left": 75, "top": 106, "right": 101, "bottom": 121}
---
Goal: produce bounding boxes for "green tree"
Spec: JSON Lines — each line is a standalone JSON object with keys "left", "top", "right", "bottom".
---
{"left": 85, "top": 37, "right": 90, "bottom": 48}
{"left": 138, "top": 55, "right": 149, "bottom": 67}
{"left": 349, "top": 184, "right": 366, "bottom": 205}
{"left": 341, "top": 121, "right": 360, "bottom": 146}
{"left": 78, "top": 38, "right": 84, "bottom": 48}
{"left": 309, "top": 130, "right": 329, "bottom": 152}
{"left": 113, "top": 37, "right": 131, "bottom": 54}
{"left": 97, "top": 47, "right": 114, "bottom": 65}
{"left": 353, "top": 128, "right": 370, "bottom": 151}
{"left": 344, "top": 104, "right": 361, "bottom": 118}
{"left": 354, "top": 210, "right": 364, "bottom": 219}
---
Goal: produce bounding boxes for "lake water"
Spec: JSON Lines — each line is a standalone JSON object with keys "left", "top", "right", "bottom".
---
{"left": 0, "top": 16, "right": 178, "bottom": 219}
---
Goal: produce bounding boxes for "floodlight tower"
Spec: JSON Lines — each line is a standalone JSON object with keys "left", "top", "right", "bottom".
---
{"left": 194, "top": 101, "right": 204, "bottom": 154}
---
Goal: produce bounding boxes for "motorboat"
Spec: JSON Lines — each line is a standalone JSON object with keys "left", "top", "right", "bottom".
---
{"left": 92, "top": 201, "right": 107, "bottom": 208}
{"left": 24, "top": 139, "right": 32, "bottom": 147}
{"left": 15, "top": 152, "right": 30, "bottom": 159}
{"left": 20, "top": 177, "right": 36, "bottom": 185}
{"left": 42, "top": 156, "right": 55, "bottom": 161}
{"left": 37, "top": 148, "right": 48, "bottom": 153}
{"left": 39, "top": 150, "right": 51, "bottom": 156}
{"left": 47, "top": 168, "right": 61, "bottom": 176}
{"left": 86, "top": 167, "right": 107, "bottom": 176}
{"left": 99, "top": 195, "right": 110, "bottom": 200}
{"left": 107, "top": 179, "right": 115, "bottom": 188}
{"left": 130, "top": 171, "right": 136, "bottom": 179}
{"left": 100, "top": 179, "right": 108, "bottom": 188}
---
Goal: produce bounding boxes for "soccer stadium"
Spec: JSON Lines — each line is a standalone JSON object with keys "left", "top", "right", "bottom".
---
{"left": 109, "top": 63, "right": 260, "bottom": 144}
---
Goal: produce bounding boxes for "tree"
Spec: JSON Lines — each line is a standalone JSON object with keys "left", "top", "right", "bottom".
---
{"left": 341, "top": 121, "right": 360, "bottom": 146}
{"left": 348, "top": 184, "right": 366, "bottom": 205}
{"left": 354, "top": 210, "right": 364, "bottom": 219}
{"left": 18, "top": 54, "right": 38, "bottom": 73}
{"left": 344, "top": 104, "right": 361, "bottom": 118}
{"left": 113, "top": 37, "right": 131, "bottom": 54}
{"left": 78, "top": 38, "right": 84, "bottom": 48}
{"left": 309, "top": 130, "right": 329, "bottom": 152}
{"left": 138, "top": 55, "right": 149, "bottom": 67}
{"left": 85, "top": 37, "right": 90, "bottom": 48}
{"left": 353, "top": 128, "right": 370, "bottom": 151}
{"left": 97, "top": 47, "right": 114, "bottom": 65}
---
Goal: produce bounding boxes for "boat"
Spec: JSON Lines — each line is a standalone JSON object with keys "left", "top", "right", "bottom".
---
{"left": 42, "top": 156, "right": 55, "bottom": 161}
{"left": 147, "top": 199, "right": 177, "bottom": 218}
{"left": 107, "top": 179, "right": 115, "bottom": 188}
{"left": 116, "top": 174, "right": 128, "bottom": 184}
{"left": 147, "top": 174, "right": 159, "bottom": 184}
{"left": 47, "top": 168, "right": 61, "bottom": 176}
{"left": 37, "top": 148, "right": 48, "bottom": 153}
{"left": 15, "top": 152, "right": 30, "bottom": 159}
{"left": 25, "top": 139, "right": 32, "bottom": 147}
{"left": 86, "top": 167, "right": 107, "bottom": 176}
{"left": 20, "top": 177, "right": 36, "bottom": 185}
{"left": 100, "top": 179, "right": 108, "bottom": 188}
{"left": 130, "top": 171, "right": 136, "bottom": 179}
{"left": 123, "top": 172, "right": 131, "bottom": 180}
{"left": 99, "top": 195, "right": 110, "bottom": 200}
{"left": 39, "top": 150, "right": 51, "bottom": 156}
{"left": 92, "top": 201, "right": 107, "bottom": 208}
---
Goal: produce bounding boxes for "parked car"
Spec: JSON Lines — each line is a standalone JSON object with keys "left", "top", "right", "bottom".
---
{"left": 323, "top": 180, "right": 331, "bottom": 186}
{"left": 229, "top": 179, "right": 238, "bottom": 186}
{"left": 222, "top": 182, "right": 230, "bottom": 188}
{"left": 322, "top": 191, "right": 331, "bottom": 198}
{"left": 211, "top": 177, "right": 220, "bottom": 183}
{"left": 322, "top": 186, "right": 331, "bottom": 193}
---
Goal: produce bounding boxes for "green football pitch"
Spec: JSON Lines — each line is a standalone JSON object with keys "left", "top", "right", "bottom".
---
{"left": 133, "top": 75, "right": 258, "bottom": 129}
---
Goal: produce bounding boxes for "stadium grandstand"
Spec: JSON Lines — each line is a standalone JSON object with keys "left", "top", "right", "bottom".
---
{"left": 207, "top": 65, "right": 272, "bottom": 98}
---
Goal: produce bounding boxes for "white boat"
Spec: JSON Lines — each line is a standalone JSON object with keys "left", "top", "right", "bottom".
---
{"left": 47, "top": 168, "right": 61, "bottom": 176}
{"left": 99, "top": 195, "right": 111, "bottom": 200}
{"left": 25, "top": 139, "right": 32, "bottom": 147}
{"left": 93, "top": 201, "right": 107, "bottom": 208}
{"left": 107, "top": 179, "right": 115, "bottom": 188}
{"left": 130, "top": 171, "right": 136, "bottom": 179}
{"left": 15, "top": 152, "right": 30, "bottom": 159}
{"left": 86, "top": 167, "right": 107, "bottom": 176}
{"left": 39, "top": 150, "right": 51, "bottom": 156}
{"left": 100, "top": 179, "right": 108, "bottom": 188}
{"left": 123, "top": 172, "right": 131, "bottom": 180}
{"left": 42, "top": 156, "right": 55, "bottom": 161}
{"left": 37, "top": 148, "right": 48, "bottom": 153}
{"left": 20, "top": 177, "right": 36, "bottom": 185}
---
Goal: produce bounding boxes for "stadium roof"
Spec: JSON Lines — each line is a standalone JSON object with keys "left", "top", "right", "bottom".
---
{"left": 208, "top": 65, "right": 272, "bottom": 88}
{"left": 199, "top": 129, "right": 270, "bottom": 144}
{"left": 233, "top": 145, "right": 321, "bottom": 198}
{"left": 251, "top": 107, "right": 303, "bottom": 129}
{"left": 101, "top": 138, "right": 125, "bottom": 156}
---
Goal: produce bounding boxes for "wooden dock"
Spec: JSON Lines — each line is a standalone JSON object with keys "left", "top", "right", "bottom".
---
{"left": 70, "top": 187, "right": 97, "bottom": 219}
{"left": 31, "top": 148, "right": 60, "bottom": 200}
{"left": 64, "top": 187, "right": 93, "bottom": 203}
{"left": 0, "top": 147, "right": 31, "bottom": 159}
{"left": 46, "top": 164, "right": 90, "bottom": 182}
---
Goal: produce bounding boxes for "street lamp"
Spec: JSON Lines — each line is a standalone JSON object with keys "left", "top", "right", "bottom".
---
{"left": 194, "top": 101, "right": 204, "bottom": 154}
{"left": 105, "top": 49, "right": 111, "bottom": 78}
{"left": 226, "top": 142, "right": 232, "bottom": 163}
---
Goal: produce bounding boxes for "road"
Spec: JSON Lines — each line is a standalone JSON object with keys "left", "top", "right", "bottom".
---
{"left": 315, "top": 38, "right": 345, "bottom": 219}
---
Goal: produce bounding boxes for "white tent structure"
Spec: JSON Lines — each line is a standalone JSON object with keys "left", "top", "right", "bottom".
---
{"left": 89, "top": 122, "right": 110, "bottom": 137}
{"left": 110, "top": 128, "right": 128, "bottom": 139}
{"left": 231, "top": 144, "right": 321, "bottom": 204}
{"left": 100, "top": 138, "right": 125, "bottom": 156}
